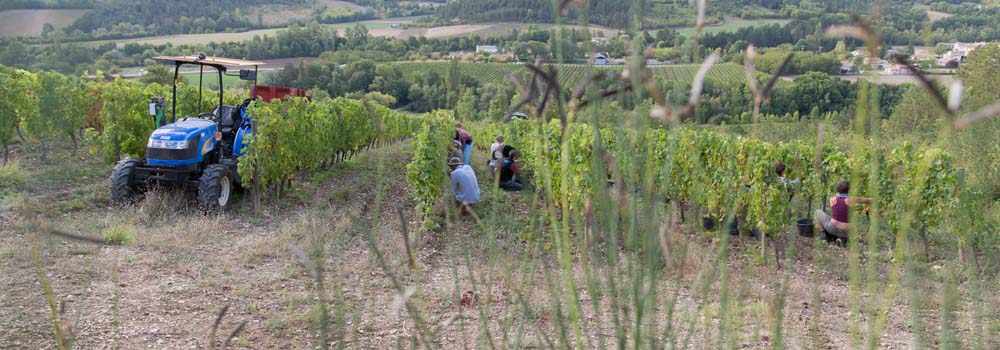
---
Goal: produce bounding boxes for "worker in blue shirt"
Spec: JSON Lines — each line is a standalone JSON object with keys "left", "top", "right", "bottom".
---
{"left": 449, "top": 157, "right": 480, "bottom": 208}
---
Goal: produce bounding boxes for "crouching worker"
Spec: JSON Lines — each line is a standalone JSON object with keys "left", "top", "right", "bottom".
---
{"left": 451, "top": 140, "right": 464, "bottom": 161}
{"left": 449, "top": 157, "right": 480, "bottom": 210}
{"left": 814, "top": 181, "right": 871, "bottom": 241}
{"left": 498, "top": 149, "right": 523, "bottom": 191}
{"left": 489, "top": 135, "right": 505, "bottom": 173}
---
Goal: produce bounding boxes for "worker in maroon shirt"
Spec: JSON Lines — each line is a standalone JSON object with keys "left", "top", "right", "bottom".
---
{"left": 814, "top": 181, "right": 872, "bottom": 241}
{"left": 454, "top": 128, "right": 473, "bottom": 165}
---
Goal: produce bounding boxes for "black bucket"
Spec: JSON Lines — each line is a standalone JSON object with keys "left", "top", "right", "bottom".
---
{"left": 797, "top": 218, "right": 814, "bottom": 237}
{"left": 702, "top": 217, "right": 716, "bottom": 230}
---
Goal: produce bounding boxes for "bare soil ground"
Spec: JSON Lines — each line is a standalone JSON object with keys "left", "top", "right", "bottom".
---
{"left": 0, "top": 139, "right": 977, "bottom": 349}
{"left": 0, "top": 9, "right": 89, "bottom": 37}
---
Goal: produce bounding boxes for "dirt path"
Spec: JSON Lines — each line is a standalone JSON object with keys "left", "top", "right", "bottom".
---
{"left": 0, "top": 140, "right": 952, "bottom": 349}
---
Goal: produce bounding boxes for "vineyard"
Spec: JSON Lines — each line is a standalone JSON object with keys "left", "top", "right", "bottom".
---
{"left": 0, "top": 65, "right": 427, "bottom": 201}
{"left": 388, "top": 61, "right": 755, "bottom": 87}
{"left": 404, "top": 110, "right": 455, "bottom": 227}
{"left": 433, "top": 118, "right": 959, "bottom": 245}
{"left": 242, "top": 97, "right": 424, "bottom": 198}
{"left": 1, "top": 56, "right": 995, "bottom": 349}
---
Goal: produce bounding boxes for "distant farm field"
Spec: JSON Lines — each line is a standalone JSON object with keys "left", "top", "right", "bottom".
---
{"left": 834, "top": 73, "right": 957, "bottom": 86}
{"left": 674, "top": 17, "right": 791, "bottom": 37}
{"left": 316, "top": 0, "right": 365, "bottom": 11}
{"left": 75, "top": 18, "right": 616, "bottom": 47}
{"left": 0, "top": 9, "right": 88, "bottom": 37}
{"left": 418, "top": 22, "right": 618, "bottom": 39}
{"left": 77, "top": 17, "right": 421, "bottom": 47}
{"left": 244, "top": 0, "right": 366, "bottom": 26}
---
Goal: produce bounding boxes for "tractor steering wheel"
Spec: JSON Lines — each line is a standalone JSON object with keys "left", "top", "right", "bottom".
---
{"left": 198, "top": 112, "right": 216, "bottom": 120}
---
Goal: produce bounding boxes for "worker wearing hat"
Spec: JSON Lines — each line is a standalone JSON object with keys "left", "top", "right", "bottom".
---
{"left": 449, "top": 156, "right": 480, "bottom": 207}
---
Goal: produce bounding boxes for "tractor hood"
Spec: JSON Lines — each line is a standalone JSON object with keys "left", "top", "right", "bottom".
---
{"left": 146, "top": 118, "right": 218, "bottom": 167}
{"left": 150, "top": 118, "right": 217, "bottom": 141}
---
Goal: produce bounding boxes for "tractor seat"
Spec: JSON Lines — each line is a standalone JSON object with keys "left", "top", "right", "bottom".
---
{"left": 213, "top": 106, "right": 240, "bottom": 134}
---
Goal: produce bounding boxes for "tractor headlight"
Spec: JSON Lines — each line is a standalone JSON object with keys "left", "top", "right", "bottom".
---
{"left": 147, "top": 139, "right": 189, "bottom": 150}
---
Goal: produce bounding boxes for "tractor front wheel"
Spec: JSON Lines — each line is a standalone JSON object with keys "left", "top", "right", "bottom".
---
{"left": 198, "top": 164, "right": 233, "bottom": 212}
{"left": 110, "top": 158, "right": 144, "bottom": 204}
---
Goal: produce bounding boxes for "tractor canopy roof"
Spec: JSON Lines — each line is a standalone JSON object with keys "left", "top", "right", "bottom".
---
{"left": 154, "top": 55, "right": 264, "bottom": 71}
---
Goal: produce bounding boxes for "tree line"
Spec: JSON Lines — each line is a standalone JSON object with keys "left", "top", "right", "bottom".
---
{"left": 432, "top": 0, "right": 637, "bottom": 29}
{"left": 66, "top": 0, "right": 299, "bottom": 39}
{"left": 264, "top": 53, "right": 908, "bottom": 130}
{"left": 0, "top": 0, "right": 92, "bottom": 10}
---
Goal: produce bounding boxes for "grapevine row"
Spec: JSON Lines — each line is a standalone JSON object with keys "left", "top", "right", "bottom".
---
{"left": 467, "top": 119, "right": 957, "bottom": 238}
{"left": 238, "top": 97, "right": 425, "bottom": 196}
{"left": 404, "top": 110, "right": 455, "bottom": 228}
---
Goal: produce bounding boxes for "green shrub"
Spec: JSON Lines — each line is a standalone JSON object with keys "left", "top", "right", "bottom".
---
{"left": 102, "top": 225, "right": 134, "bottom": 245}
{"left": 0, "top": 161, "right": 27, "bottom": 194}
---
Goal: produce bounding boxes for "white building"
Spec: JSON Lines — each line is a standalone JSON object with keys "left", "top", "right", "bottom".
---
{"left": 475, "top": 45, "right": 499, "bottom": 54}
{"left": 953, "top": 42, "right": 986, "bottom": 55}
{"left": 937, "top": 42, "right": 987, "bottom": 67}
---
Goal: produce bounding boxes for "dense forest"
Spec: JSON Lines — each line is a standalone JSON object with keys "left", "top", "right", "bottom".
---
{"left": 429, "top": 0, "right": 1000, "bottom": 45}
{"left": 432, "top": 0, "right": 916, "bottom": 29}
{"left": 929, "top": 2, "right": 1000, "bottom": 43}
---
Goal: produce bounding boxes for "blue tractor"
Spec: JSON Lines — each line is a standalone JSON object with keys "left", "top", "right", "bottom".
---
{"left": 109, "top": 55, "right": 263, "bottom": 211}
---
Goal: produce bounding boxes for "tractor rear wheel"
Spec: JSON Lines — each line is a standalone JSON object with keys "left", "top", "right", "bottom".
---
{"left": 198, "top": 164, "right": 233, "bottom": 212}
{"left": 110, "top": 158, "right": 144, "bottom": 203}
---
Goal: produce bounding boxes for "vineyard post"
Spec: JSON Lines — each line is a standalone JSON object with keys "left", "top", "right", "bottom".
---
{"left": 252, "top": 118, "right": 261, "bottom": 215}
{"left": 814, "top": 122, "right": 826, "bottom": 212}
